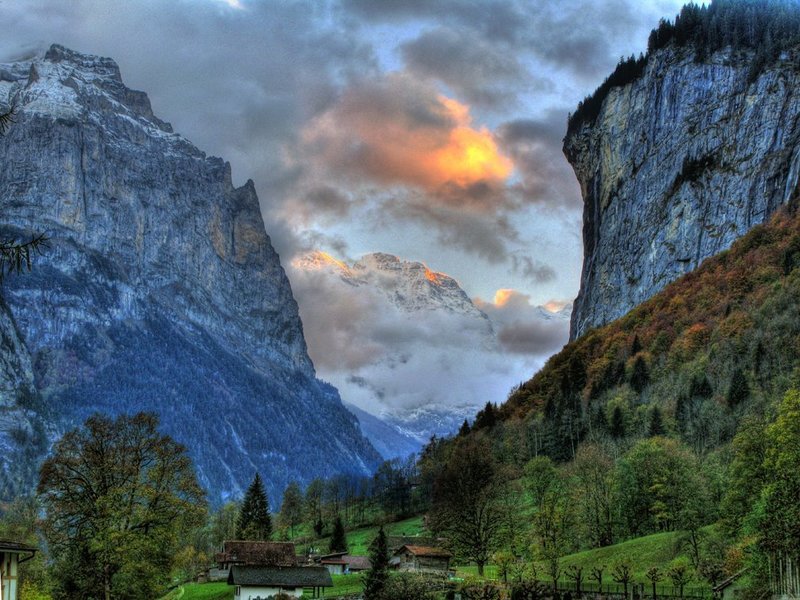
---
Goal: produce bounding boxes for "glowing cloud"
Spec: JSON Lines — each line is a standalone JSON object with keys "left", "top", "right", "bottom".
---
{"left": 302, "top": 74, "right": 514, "bottom": 196}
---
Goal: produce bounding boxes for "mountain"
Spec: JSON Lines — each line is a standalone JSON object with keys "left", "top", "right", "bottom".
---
{"left": 566, "top": 7, "right": 800, "bottom": 340}
{"left": 296, "top": 251, "right": 495, "bottom": 327}
{"left": 292, "top": 250, "right": 568, "bottom": 457}
{"left": 0, "top": 45, "right": 380, "bottom": 505}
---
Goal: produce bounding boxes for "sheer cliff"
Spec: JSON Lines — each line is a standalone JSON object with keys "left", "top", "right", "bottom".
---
{"left": 566, "top": 45, "right": 800, "bottom": 339}
{"left": 0, "top": 45, "right": 380, "bottom": 504}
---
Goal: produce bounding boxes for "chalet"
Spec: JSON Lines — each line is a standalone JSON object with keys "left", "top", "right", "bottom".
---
{"left": 319, "top": 552, "right": 372, "bottom": 575}
{"left": 228, "top": 565, "right": 332, "bottom": 599}
{"left": 387, "top": 535, "right": 448, "bottom": 556}
{"left": 210, "top": 541, "right": 296, "bottom": 581}
{"left": 390, "top": 544, "right": 452, "bottom": 574}
{"left": 0, "top": 540, "right": 36, "bottom": 600}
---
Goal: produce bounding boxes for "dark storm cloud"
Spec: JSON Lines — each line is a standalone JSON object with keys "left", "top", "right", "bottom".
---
{"left": 511, "top": 254, "right": 556, "bottom": 284}
{"left": 498, "top": 110, "right": 582, "bottom": 208}
{"left": 400, "top": 26, "right": 530, "bottom": 109}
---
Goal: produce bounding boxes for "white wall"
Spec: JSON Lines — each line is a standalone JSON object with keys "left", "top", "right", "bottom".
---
{"left": 234, "top": 584, "right": 303, "bottom": 599}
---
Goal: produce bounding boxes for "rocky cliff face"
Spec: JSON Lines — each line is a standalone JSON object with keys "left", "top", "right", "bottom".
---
{"left": 566, "top": 46, "right": 800, "bottom": 340}
{"left": 0, "top": 45, "right": 380, "bottom": 505}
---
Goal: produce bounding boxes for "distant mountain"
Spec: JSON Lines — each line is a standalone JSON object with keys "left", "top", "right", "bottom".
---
{"left": 344, "top": 403, "right": 422, "bottom": 461}
{"left": 0, "top": 45, "right": 380, "bottom": 505}
{"left": 293, "top": 250, "right": 568, "bottom": 456}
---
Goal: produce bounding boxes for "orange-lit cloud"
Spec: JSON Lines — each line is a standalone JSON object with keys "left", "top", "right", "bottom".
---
{"left": 302, "top": 74, "right": 513, "bottom": 197}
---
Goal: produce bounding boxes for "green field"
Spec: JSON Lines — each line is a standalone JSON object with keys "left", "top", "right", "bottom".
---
{"left": 294, "top": 514, "right": 426, "bottom": 556}
{"left": 162, "top": 582, "right": 233, "bottom": 600}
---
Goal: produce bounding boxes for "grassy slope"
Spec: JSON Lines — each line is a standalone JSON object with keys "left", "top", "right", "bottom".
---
{"left": 294, "top": 515, "right": 426, "bottom": 556}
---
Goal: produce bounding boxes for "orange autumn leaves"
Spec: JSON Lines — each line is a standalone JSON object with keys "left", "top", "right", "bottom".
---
{"left": 303, "top": 74, "right": 512, "bottom": 199}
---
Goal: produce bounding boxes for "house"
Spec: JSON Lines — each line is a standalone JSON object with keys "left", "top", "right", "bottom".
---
{"left": 318, "top": 552, "right": 372, "bottom": 575}
{"left": 390, "top": 544, "right": 452, "bottom": 573}
{"left": 228, "top": 565, "right": 332, "bottom": 599}
{"left": 713, "top": 569, "right": 748, "bottom": 600}
{"left": 0, "top": 540, "right": 37, "bottom": 600}
{"left": 387, "top": 536, "right": 445, "bottom": 556}
{"left": 319, "top": 552, "right": 347, "bottom": 575}
{"left": 210, "top": 541, "right": 297, "bottom": 581}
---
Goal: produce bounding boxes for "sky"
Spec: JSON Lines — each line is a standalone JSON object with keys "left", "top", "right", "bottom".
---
{"left": 0, "top": 0, "right": 691, "bottom": 420}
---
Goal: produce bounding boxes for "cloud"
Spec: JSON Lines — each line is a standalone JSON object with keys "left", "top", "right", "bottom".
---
{"left": 400, "top": 26, "right": 530, "bottom": 109}
{"left": 475, "top": 289, "right": 570, "bottom": 356}
{"left": 511, "top": 254, "right": 556, "bottom": 284}
{"left": 497, "top": 111, "right": 582, "bottom": 208}
{"left": 289, "top": 254, "right": 550, "bottom": 417}
{"left": 301, "top": 72, "right": 513, "bottom": 195}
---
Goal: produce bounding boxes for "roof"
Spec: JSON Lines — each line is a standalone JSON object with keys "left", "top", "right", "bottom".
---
{"left": 216, "top": 541, "right": 296, "bottom": 567}
{"left": 387, "top": 536, "right": 445, "bottom": 553}
{"left": 228, "top": 565, "right": 333, "bottom": 588}
{"left": 319, "top": 551, "right": 347, "bottom": 560}
{"left": 395, "top": 544, "right": 452, "bottom": 559}
{"left": 0, "top": 540, "right": 37, "bottom": 554}
{"left": 714, "top": 569, "right": 749, "bottom": 592}
{"left": 345, "top": 555, "right": 372, "bottom": 570}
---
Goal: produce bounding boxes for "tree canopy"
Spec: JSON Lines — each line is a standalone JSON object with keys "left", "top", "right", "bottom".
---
{"left": 38, "top": 412, "right": 206, "bottom": 600}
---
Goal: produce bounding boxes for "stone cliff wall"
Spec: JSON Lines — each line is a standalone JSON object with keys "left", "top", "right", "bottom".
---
{"left": 566, "top": 46, "right": 800, "bottom": 340}
{"left": 0, "top": 45, "right": 379, "bottom": 504}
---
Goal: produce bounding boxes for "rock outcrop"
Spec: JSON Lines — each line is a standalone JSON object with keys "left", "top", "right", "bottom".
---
{"left": 0, "top": 45, "right": 380, "bottom": 504}
{"left": 566, "top": 46, "right": 800, "bottom": 340}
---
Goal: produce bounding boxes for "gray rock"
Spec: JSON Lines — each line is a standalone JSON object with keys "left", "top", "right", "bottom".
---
{"left": 0, "top": 45, "right": 380, "bottom": 505}
{"left": 566, "top": 46, "right": 800, "bottom": 340}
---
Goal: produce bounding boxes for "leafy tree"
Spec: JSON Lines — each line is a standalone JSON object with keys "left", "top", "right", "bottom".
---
{"left": 210, "top": 502, "right": 240, "bottom": 548}
{"left": 612, "top": 563, "right": 634, "bottom": 599}
{"left": 329, "top": 515, "right": 348, "bottom": 553}
{"left": 571, "top": 444, "right": 614, "bottom": 547}
{"left": 363, "top": 526, "right": 389, "bottom": 600}
{"left": 646, "top": 567, "right": 664, "bottom": 599}
{"left": 382, "top": 573, "right": 438, "bottom": 600}
{"left": 279, "top": 481, "right": 304, "bottom": 539}
{"left": 236, "top": 473, "right": 272, "bottom": 540}
{"left": 38, "top": 413, "right": 206, "bottom": 600}
{"left": 429, "top": 435, "right": 502, "bottom": 576}
{"left": 759, "top": 389, "right": 800, "bottom": 560}
{"left": 668, "top": 561, "right": 692, "bottom": 598}
{"left": 305, "top": 478, "right": 325, "bottom": 535}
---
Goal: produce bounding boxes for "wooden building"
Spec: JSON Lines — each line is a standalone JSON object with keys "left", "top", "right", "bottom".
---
{"left": 210, "top": 540, "right": 296, "bottom": 581}
{"left": 0, "top": 541, "right": 36, "bottom": 600}
{"left": 228, "top": 565, "right": 332, "bottom": 599}
{"left": 390, "top": 544, "right": 452, "bottom": 573}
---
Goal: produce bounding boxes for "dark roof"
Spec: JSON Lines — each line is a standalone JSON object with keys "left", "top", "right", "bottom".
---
{"left": 0, "top": 540, "right": 36, "bottom": 553}
{"left": 387, "top": 536, "right": 444, "bottom": 553}
{"left": 216, "top": 541, "right": 296, "bottom": 567}
{"left": 395, "top": 544, "right": 452, "bottom": 559}
{"left": 319, "top": 551, "right": 347, "bottom": 560}
{"left": 345, "top": 555, "right": 371, "bottom": 570}
{"left": 228, "top": 566, "right": 333, "bottom": 588}
{"left": 714, "top": 569, "right": 748, "bottom": 592}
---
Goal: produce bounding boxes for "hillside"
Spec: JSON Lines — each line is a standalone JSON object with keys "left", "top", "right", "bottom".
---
{"left": 497, "top": 203, "right": 800, "bottom": 459}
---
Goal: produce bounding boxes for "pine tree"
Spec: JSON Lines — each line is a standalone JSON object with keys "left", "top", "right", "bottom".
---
{"left": 458, "top": 419, "right": 471, "bottom": 437}
{"left": 649, "top": 406, "right": 665, "bottom": 437}
{"left": 629, "top": 355, "right": 650, "bottom": 394}
{"left": 363, "top": 526, "right": 389, "bottom": 600}
{"left": 236, "top": 473, "right": 272, "bottom": 540}
{"left": 329, "top": 515, "right": 348, "bottom": 553}
{"left": 726, "top": 368, "right": 750, "bottom": 409}
{"left": 473, "top": 402, "right": 497, "bottom": 430}
{"left": 610, "top": 406, "right": 625, "bottom": 439}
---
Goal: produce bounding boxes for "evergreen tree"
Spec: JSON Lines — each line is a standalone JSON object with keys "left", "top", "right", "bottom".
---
{"left": 630, "top": 355, "right": 650, "bottom": 394}
{"left": 648, "top": 406, "right": 665, "bottom": 437}
{"left": 610, "top": 406, "right": 626, "bottom": 439}
{"left": 473, "top": 402, "right": 497, "bottom": 430}
{"left": 458, "top": 419, "right": 471, "bottom": 437}
{"left": 236, "top": 473, "right": 272, "bottom": 540}
{"left": 363, "top": 526, "right": 390, "bottom": 600}
{"left": 630, "top": 335, "right": 642, "bottom": 356}
{"left": 329, "top": 515, "right": 348, "bottom": 553}
{"left": 726, "top": 368, "right": 749, "bottom": 409}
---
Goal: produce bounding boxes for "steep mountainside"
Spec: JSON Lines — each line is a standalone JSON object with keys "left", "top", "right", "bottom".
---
{"left": 566, "top": 44, "right": 800, "bottom": 340}
{"left": 0, "top": 45, "right": 380, "bottom": 504}
{"left": 498, "top": 205, "right": 800, "bottom": 460}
